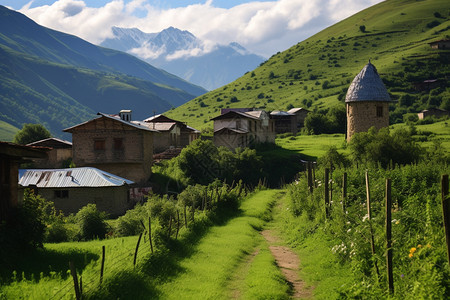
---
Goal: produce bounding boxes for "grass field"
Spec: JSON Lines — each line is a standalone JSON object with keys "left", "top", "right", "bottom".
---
{"left": 0, "top": 120, "right": 18, "bottom": 142}
{"left": 0, "top": 190, "right": 291, "bottom": 300}
{"left": 275, "top": 119, "right": 450, "bottom": 160}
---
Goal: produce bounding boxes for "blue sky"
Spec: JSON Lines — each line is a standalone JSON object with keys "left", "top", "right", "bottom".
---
{"left": 3, "top": 0, "right": 383, "bottom": 57}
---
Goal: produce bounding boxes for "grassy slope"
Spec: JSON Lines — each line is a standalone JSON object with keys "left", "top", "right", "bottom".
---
{"left": 0, "top": 120, "right": 19, "bottom": 141}
{"left": 275, "top": 119, "right": 450, "bottom": 160}
{"left": 0, "top": 190, "right": 289, "bottom": 299}
{"left": 165, "top": 0, "right": 450, "bottom": 130}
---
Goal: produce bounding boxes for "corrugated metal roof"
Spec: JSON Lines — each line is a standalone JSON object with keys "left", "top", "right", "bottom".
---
{"left": 19, "top": 167, "right": 134, "bottom": 188}
{"left": 345, "top": 62, "right": 391, "bottom": 103}
{"left": 270, "top": 110, "right": 293, "bottom": 116}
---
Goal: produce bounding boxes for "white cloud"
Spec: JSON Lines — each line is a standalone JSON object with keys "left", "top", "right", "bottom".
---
{"left": 19, "top": 0, "right": 384, "bottom": 57}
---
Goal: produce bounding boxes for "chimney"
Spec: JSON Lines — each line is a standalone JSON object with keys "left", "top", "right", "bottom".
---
{"left": 119, "top": 110, "right": 132, "bottom": 122}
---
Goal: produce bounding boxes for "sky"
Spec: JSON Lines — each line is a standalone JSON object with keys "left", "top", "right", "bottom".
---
{"left": 3, "top": 0, "right": 384, "bottom": 58}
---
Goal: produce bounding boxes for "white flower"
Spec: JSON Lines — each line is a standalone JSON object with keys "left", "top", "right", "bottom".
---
{"left": 362, "top": 214, "right": 369, "bottom": 222}
{"left": 347, "top": 228, "right": 351, "bottom": 233}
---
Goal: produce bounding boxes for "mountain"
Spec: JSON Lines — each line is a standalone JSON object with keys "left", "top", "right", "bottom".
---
{"left": 0, "top": 6, "right": 207, "bottom": 140}
{"left": 101, "top": 27, "right": 265, "bottom": 90}
{"left": 165, "top": 0, "right": 450, "bottom": 131}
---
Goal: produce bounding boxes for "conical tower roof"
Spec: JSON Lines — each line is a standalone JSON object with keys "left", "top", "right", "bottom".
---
{"left": 345, "top": 62, "right": 391, "bottom": 103}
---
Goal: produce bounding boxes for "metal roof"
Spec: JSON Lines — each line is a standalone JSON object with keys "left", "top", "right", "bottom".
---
{"left": 287, "top": 107, "right": 309, "bottom": 114}
{"left": 27, "top": 137, "right": 72, "bottom": 149}
{"left": 211, "top": 110, "right": 259, "bottom": 121}
{"left": 345, "top": 62, "right": 391, "bottom": 103}
{"left": 63, "top": 113, "right": 158, "bottom": 133}
{"left": 19, "top": 167, "right": 134, "bottom": 188}
{"left": 139, "top": 122, "right": 176, "bottom": 131}
{"left": 270, "top": 110, "right": 293, "bottom": 116}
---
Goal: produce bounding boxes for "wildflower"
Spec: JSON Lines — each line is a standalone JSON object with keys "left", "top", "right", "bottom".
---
{"left": 362, "top": 214, "right": 369, "bottom": 222}
{"left": 401, "top": 274, "right": 404, "bottom": 278}
{"left": 395, "top": 220, "right": 400, "bottom": 225}
{"left": 409, "top": 247, "right": 417, "bottom": 258}
{"left": 391, "top": 219, "right": 397, "bottom": 223}
{"left": 347, "top": 228, "right": 351, "bottom": 233}
{"left": 426, "top": 244, "right": 431, "bottom": 249}
{"left": 417, "top": 244, "right": 422, "bottom": 248}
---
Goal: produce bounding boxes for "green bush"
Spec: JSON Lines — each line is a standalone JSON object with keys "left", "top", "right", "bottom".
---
{"left": 76, "top": 204, "right": 109, "bottom": 240}
{"left": 115, "top": 203, "right": 147, "bottom": 237}
{"left": 349, "top": 127, "right": 422, "bottom": 168}
{"left": 0, "top": 189, "right": 53, "bottom": 251}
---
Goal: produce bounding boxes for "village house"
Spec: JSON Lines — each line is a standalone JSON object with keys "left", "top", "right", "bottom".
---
{"left": 26, "top": 137, "right": 72, "bottom": 168}
{"left": 346, "top": 62, "right": 393, "bottom": 141}
{"left": 143, "top": 114, "right": 200, "bottom": 153}
{"left": 270, "top": 107, "right": 309, "bottom": 134}
{"left": 287, "top": 107, "right": 310, "bottom": 130}
{"left": 63, "top": 110, "right": 157, "bottom": 184}
{"left": 0, "top": 141, "right": 48, "bottom": 222}
{"left": 429, "top": 39, "right": 450, "bottom": 50}
{"left": 417, "top": 107, "right": 449, "bottom": 120}
{"left": 270, "top": 111, "right": 297, "bottom": 134}
{"left": 211, "top": 109, "right": 275, "bottom": 149}
{"left": 18, "top": 167, "right": 134, "bottom": 217}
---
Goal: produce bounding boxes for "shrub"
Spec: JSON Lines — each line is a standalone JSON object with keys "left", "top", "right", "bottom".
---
{"left": 76, "top": 204, "right": 109, "bottom": 240}
{"left": 0, "top": 189, "right": 53, "bottom": 252}
{"left": 115, "top": 204, "right": 147, "bottom": 237}
{"left": 349, "top": 127, "right": 422, "bottom": 167}
{"left": 359, "top": 25, "right": 366, "bottom": 33}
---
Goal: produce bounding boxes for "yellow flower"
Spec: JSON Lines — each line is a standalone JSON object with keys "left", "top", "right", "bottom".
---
{"left": 410, "top": 247, "right": 417, "bottom": 254}
{"left": 426, "top": 244, "right": 432, "bottom": 249}
{"left": 409, "top": 253, "right": 414, "bottom": 258}
{"left": 417, "top": 244, "right": 422, "bottom": 248}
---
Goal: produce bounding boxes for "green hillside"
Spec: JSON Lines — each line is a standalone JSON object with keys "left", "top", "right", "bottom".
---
{"left": 166, "top": 0, "right": 450, "bottom": 130}
{"left": 0, "top": 5, "right": 206, "bottom": 141}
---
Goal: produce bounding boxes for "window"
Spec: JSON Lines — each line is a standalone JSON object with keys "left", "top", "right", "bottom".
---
{"left": 376, "top": 106, "right": 383, "bottom": 117}
{"left": 54, "top": 190, "right": 69, "bottom": 198}
{"left": 94, "top": 139, "right": 105, "bottom": 151}
{"left": 114, "top": 138, "right": 123, "bottom": 150}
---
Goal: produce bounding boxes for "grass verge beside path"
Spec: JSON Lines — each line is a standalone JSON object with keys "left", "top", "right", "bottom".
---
{"left": 157, "top": 189, "right": 289, "bottom": 299}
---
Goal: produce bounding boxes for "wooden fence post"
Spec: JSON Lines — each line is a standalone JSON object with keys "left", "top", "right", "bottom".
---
{"left": 69, "top": 261, "right": 81, "bottom": 300}
{"left": 176, "top": 210, "right": 180, "bottom": 240}
{"left": 442, "top": 174, "right": 450, "bottom": 265}
{"left": 100, "top": 245, "right": 105, "bottom": 285}
{"left": 133, "top": 233, "right": 143, "bottom": 268}
{"left": 385, "top": 178, "right": 394, "bottom": 295}
{"left": 324, "top": 168, "right": 330, "bottom": 218}
{"left": 365, "top": 171, "right": 380, "bottom": 279}
{"left": 342, "top": 172, "right": 347, "bottom": 212}
{"left": 148, "top": 216, "right": 154, "bottom": 254}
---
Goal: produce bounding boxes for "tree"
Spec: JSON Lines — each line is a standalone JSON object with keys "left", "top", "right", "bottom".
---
{"left": 13, "top": 123, "right": 51, "bottom": 145}
{"left": 359, "top": 25, "right": 366, "bottom": 33}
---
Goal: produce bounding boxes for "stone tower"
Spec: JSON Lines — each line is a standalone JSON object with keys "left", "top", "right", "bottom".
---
{"left": 346, "top": 62, "right": 391, "bottom": 142}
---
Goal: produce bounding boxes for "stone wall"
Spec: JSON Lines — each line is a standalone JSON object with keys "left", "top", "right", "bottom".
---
{"left": 70, "top": 117, "right": 153, "bottom": 183}
{"left": 347, "top": 101, "right": 389, "bottom": 142}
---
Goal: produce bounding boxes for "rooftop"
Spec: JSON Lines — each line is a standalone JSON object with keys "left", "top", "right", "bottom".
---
{"left": 345, "top": 62, "right": 391, "bottom": 103}
{"left": 19, "top": 167, "right": 134, "bottom": 188}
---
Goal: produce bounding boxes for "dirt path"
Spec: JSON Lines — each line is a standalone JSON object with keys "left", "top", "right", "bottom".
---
{"left": 261, "top": 230, "right": 313, "bottom": 299}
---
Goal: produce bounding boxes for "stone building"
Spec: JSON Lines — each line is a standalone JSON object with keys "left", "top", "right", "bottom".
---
{"left": 211, "top": 109, "right": 275, "bottom": 149}
{"left": 63, "top": 111, "right": 157, "bottom": 183}
{"left": 27, "top": 137, "right": 72, "bottom": 168}
{"left": 346, "top": 62, "right": 392, "bottom": 142}
{"left": 19, "top": 167, "right": 133, "bottom": 217}
{"left": 143, "top": 114, "right": 199, "bottom": 153}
